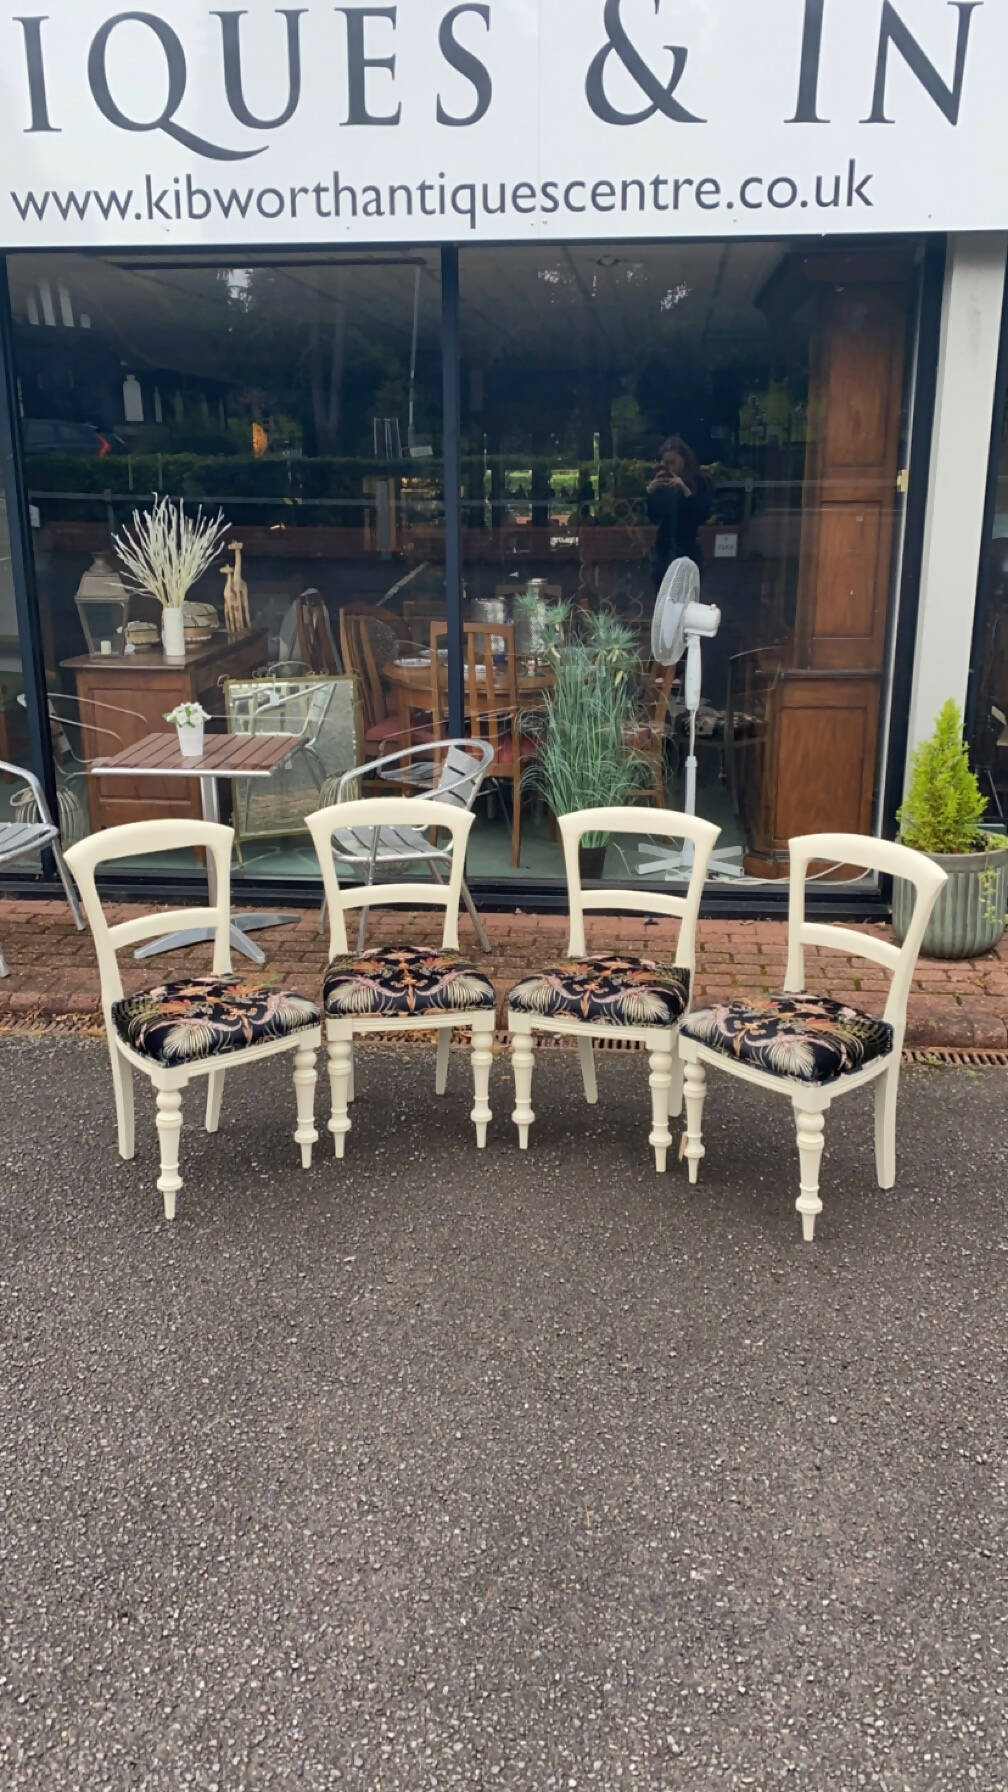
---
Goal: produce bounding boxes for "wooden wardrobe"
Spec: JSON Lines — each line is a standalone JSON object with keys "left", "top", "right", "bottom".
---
{"left": 736, "top": 250, "right": 915, "bottom": 877}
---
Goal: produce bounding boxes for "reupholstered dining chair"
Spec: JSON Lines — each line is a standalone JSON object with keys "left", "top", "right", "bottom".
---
{"left": 65, "top": 819, "right": 322, "bottom": 1221}
{"left": 306, "top": 796, "right": 497, "bottom": 1158}
{"left": 678, "top": 832, "right": 947, "bottom": 1242}
{"left": 507, "top": 806, "right": 720, "bottom": 1169}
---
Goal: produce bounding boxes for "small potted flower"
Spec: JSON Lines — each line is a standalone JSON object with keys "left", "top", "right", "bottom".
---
{"left": 164, "top": 700, "right": 209, "bottom": 759}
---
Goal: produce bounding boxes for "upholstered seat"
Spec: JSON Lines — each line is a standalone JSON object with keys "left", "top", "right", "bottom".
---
{"left": 509, "top": 953, "right": 690, "bottom": 1028}
{"left": 324, "top": 945, "right": 496, "bottom": 1019}
{"left": 113, "top": 975, "right": 321, "bottom": 1067}
{"left": 681, "top": 992, "right": 893, "bottom": 1085}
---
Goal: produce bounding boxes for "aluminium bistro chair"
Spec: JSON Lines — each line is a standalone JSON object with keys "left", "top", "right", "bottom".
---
{"left": 64, "top": 819, "right": 322, "bottom": 1221}
{"left": 306, "top": 796, "right": 497, "bottom": 1160}
{"left": 0, "top": 757, "right": 83, "bottom": 975}
{"left": 317, "top": 738, "right": 495, "bottom": 953}
{"left": 678, "top": 832, "right": 948, "bottom": 1243}
{"left": 507, "top": 806, "right": 720, "bottom": 1169}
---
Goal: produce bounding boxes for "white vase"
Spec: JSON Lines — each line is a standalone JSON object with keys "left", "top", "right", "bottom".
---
{"left": 161, "top": 605, "right": 186, "bottom": 661}
{"left": 176, "top": 722, "right": 204, "bottom": 759}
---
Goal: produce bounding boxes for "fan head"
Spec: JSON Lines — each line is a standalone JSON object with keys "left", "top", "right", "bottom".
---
{"left": 651, "top": 558, "right": 720, "bottom": 665}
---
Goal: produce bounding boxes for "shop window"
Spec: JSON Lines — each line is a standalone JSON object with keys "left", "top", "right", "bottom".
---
{"left": 458, "top": 241, "right": 922, "bottom": 884}
{"left": 969, "top": 405, "right": 1008, "bottom": 827}
{"left": 8, "top": 250, "right": 444, "bottom": 879}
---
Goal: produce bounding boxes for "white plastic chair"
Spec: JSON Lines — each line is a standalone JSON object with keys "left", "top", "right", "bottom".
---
{"left": 322, "top": 738, "right": 495, "bottom": 952}
{"left": 306, "top": 796, "right": 497, "bottom": 1159}
{"left": 65, "top": 819, "right": 322, "bottom": 1221}
{"left": 0, "top": 757, "right": 83, "bottom": 974}
{"left": 678, "top": 832, "right": 948, "bottom": 1242}
{"left": 507, "top": 806, "right": 720, "bottom": 1170}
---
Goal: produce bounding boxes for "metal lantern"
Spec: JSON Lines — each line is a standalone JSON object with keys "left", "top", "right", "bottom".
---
{"left": 74, "top": 554, "right": 131, "bottom": 656}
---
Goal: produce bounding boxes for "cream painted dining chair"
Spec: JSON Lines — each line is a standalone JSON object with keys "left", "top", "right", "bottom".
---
{"left": 506, "top": 807, "right": 720, "bottom": 1170}
{"left": 65, "top": 819, "right": 322, "bottom": 1221}
{"left": 678, "top": 832, "right": 947, "bottom": 1243}
{"left": 306, "top": 796, "right": 497, "bottom": 1158}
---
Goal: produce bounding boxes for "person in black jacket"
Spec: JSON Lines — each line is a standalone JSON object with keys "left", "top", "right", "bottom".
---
{"left": 646, "top": 435, "right": 711, "bottom": 592}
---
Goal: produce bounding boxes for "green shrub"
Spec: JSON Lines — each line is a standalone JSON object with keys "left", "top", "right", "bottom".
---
{"left": 896, "top": 699, "right": 988, "bottom": 853}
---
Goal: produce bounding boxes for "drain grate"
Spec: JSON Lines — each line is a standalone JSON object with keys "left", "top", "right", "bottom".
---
{"left": 903, "top": 1046, "right": 1008, "bottom": 1068}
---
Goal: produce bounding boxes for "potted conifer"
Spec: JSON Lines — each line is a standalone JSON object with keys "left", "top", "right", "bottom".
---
{"left": 893, "top": 699, "right": 1008, "bottom": 958}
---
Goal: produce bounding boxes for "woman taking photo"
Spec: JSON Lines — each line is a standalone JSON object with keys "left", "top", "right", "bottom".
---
{"left": 646, "top": 435, "right": 711, "bottom": 592}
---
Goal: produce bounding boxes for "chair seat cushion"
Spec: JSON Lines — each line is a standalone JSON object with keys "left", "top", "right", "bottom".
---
{"left": 495, "top": 734, "right": 538, "bottom": 767}
{"left": 365, "top": 716, "right": 405, "bottom": 744}
{"left": 681, "top": 992, "right": 893, "bottom": 1084}
{"left": 112, "top": 976, "right": 320, "bottom": 1066}
{"left": 508, "top": 954, "right": 690, "bottom": 1028}
{"left": 324, "top": 945, "right": 495, "bottom": 1018}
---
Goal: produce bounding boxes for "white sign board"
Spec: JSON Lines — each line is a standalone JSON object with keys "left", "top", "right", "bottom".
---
{"left": 0, "top": 0, "right": 1004, "bottom": 248}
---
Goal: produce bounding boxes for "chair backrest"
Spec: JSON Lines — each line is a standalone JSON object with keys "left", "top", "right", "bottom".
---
{"left": 45, "top": 694, "right": 149, "bottom": 768}
{"left": 307, "top": 797, "right": 475, "bottom": 955}
{"left": 334, "top": 738, "right": 494, "bottom": 817}
{"left": 559, "top": 807, "right": 721, "bottom": 976}
{"left": 784, "top": 832, "right": 948, "bottom": 1037}
{"left": 429, "top": 621, "right": 519, "bottom": 754}
{"left": 339, "top": 606, "right": 399, "bottom": 735}
{"left": 291, "top": 592, "right": 342, "bottom": 675}
{"left": 65, "top": 820, "right": 235, "bottom": 1017}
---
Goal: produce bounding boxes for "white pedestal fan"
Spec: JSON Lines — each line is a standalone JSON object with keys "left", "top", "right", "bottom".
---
{"left": 638, "top": 557, "right": 744, "bottom": 880}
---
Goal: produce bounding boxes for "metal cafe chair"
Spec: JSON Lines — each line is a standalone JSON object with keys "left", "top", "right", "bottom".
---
{"left": 0, "top": 755, "right": 83, "bottom": 975}
{"left": 318, "top": 738, "right": 495, "bottom": 953}
{"left": 306, "top": 796, "right": 497, "bottom": 1158}
{"left": 678, "top": 832, "right": 947, "bottom": 1243}
{"left": 507, "top": 805, "right": 720, "bottom": 1170}
{"left": 65, "top": 818, "right": 322, "bottom": 1222}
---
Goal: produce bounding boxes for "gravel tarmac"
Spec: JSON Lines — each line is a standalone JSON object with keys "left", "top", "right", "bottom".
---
{"left": 0, "top": 1038, "right": 1005, "bottom": 1791}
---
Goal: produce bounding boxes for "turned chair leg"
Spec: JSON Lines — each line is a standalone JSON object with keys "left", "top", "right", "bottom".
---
{"left": 669, "top": 1046, "right": 683, "bottom": 1120}
{"left": 577, "top": 1035, "right": 598, "bottom": 1105}
{"left": 436, "top": 1027, "right": 451, "bottom": 1096}
{"left": 205, "top": 1069, "right": 225, "bottom": 1135}
{"left": 327, "top": 1031, "right": 353, "bottom": 1159}
{"left": 293, "top": 1043, "right": 319, "bottom": 1169}
{"left": 110, "top": 1045, "right": 135, "bottom": 1161}
{"left": 470, "top": 1018, "right": 493, "bottom": 1149}
{"left": 873, "top": 1060, "right": 898, "bottom": 1190}
{"left": 794, "top": 1102, "right": 826, "bottom": 1242}
{"left": 648, "top": 1041, "right": 674, "bottom": 1172}
{"left": 510, "top": 1025, "right": 535, "bottom": 1149}
{"left": 682, "top": 1058, "right": 706, "bottom": 1184}
{"left": 155, "top": 1086, "right": 183, "bottom": 1221}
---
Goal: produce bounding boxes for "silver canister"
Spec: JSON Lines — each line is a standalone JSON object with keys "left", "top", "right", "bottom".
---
{"left": 469, "top": 596, "right": 508, "bottom": 657}
{"left": 512, "top": 578, "right": 550, "bottom": 658}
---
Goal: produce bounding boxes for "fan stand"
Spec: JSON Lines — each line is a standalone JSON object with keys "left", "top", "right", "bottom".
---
{"left": 638, "top": 634, "right": 745, "bottom": 881}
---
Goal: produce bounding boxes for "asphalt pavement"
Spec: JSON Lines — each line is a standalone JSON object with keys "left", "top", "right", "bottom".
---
{"left": 0, "top": 1038, "right": 1005, "bottom": 1790}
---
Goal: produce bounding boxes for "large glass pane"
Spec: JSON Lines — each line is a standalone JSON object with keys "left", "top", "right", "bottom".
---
{"left": 8, "top": 250, "right": 443, "bottom": 879}
{"left": 459, "top": 241, "right": 922, "bottom": 884}
{"left": 969, "top": 404, "right": 1008, "bottom": 830}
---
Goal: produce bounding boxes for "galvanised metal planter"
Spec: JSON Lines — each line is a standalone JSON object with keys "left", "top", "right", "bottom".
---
{"left": 892, "top": 839, "right": 1008, "bottom": 959}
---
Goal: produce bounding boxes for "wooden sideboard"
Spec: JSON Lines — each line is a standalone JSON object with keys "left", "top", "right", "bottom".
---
{"left": 62, "top": 630, "right": 268, "bottom": 833}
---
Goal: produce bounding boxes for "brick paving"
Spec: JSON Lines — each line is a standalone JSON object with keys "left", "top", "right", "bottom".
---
{"left": 0, "top": 891, "right": 1005, "bottom": 1047}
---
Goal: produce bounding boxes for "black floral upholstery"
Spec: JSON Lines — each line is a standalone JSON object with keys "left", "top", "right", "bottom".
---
{"left": 112, "top": 976, "right": 320, "bottom": 1066}
{"left": 681, "top": 992, "right": 893, "bottom": 1084}
{"left": 323, "top": 946, "right": 495, "bottom": 1018}
{"left": 508, "top": 954, "right": 690, "bottom": 1028}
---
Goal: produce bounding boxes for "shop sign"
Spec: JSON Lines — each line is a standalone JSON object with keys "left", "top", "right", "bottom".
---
{"left": 0, "top": 0, "right": 1004, "bottom": 247}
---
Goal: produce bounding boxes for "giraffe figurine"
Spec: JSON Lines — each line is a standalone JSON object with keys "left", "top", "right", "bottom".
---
{"left": 221, "top": 541, "right": 250, "bottom": 634}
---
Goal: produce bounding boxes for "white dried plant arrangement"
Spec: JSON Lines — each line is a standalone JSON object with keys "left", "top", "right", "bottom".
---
{"left": 113, "top": 495, "right": 229, "bottom": 610}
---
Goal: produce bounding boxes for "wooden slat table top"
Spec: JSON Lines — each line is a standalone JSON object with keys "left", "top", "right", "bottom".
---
{"left": 90, "top": 731, "right": 303, "bottom": 780}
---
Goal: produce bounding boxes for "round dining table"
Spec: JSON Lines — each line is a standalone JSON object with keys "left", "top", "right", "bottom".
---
{"left": 380, "top": 653, "right": 554, "bottom": 740}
